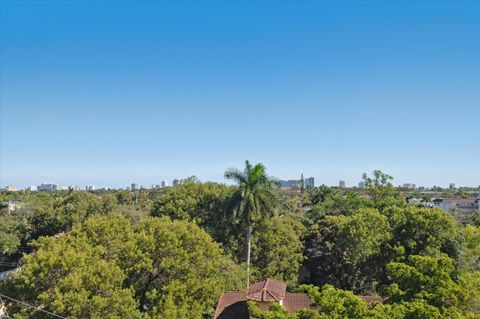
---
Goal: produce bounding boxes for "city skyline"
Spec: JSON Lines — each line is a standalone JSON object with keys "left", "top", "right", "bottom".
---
{"left": 2, "top": 172, "right": 478, "bottom": 190}
{"left": 1, "top": 1, "right": 479, "bottom": 188}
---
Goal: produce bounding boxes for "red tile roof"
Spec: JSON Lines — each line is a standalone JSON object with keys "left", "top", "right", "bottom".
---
{"left": 283, "top": 293, "right": 314, "bottom": 312}
{"left": 212, "top": 279, "right": 382, "bottom": 319}
{"left": 245, "top": 278, "right": 287, "bottom": 302}
{"left": 213, "top": 292, "right": 249, "bottom": 319}
{"left": 213, "top": 279, "right": 314, "bottom": 319}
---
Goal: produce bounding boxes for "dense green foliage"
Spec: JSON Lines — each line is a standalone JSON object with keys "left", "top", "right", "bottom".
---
{"left": 252, "top": 215, "right": 305, "bottom": 285}
{"left": 1, "top": 168, "right": 479, "bottom": 318}
{"left": 2, "top": 215, "right": 245, "bottom": 319}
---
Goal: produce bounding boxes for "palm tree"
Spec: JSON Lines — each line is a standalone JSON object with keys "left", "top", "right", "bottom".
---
{"left": 224, "top": 160, "right": 279, "bottom": 288}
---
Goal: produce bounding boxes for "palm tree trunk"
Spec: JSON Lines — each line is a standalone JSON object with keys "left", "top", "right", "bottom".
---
{"left": 246, "top": 224, "right": 251, "bottom": 289}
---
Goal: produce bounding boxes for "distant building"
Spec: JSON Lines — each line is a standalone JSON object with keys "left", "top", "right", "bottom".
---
{"left": 5, "top": 185, "right": 17, "bottom": 191}
{"left": 304, "top": 177, "right": 315, "bottom": 188}
{"left": 402, "top": 183, "right": 416, "bottom": 189}
{"left": 449, "top": 183, "right": 456, "bottom": 189}
{"left": 161, "top": 180, "right": 168, "bottom": 188}
{"left": 280, "top": 180, "right": 302, "bottom": 189}
{"left": 339, "top": 180, "right": 346, "bottom": 188}
{"left": 358, "top": 181, "right": 366, "bottom": 189}
{"left": 37, "top": 183, "right": 57, "bottom": 191}
{"left": 432, "top": 198, "right": 479, "bottom": 216}
{"left": 85, "top": 185, "right": 96, "bottom": 191}
{"left": 280, "top": 175, "right": 314, "bottom": 189}
{"left": 25, "top": 186, "right": 37, "bottom": 191}
{"left": 131, "top": 183, "right": 138, "bottom": 191}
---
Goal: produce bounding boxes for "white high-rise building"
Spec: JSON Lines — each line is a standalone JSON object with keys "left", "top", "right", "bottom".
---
{"left": 161, "top": 180, "right": 168, "bottom": 188}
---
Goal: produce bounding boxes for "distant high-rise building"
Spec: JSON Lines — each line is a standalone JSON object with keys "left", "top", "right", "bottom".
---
{"left": 280, "top": 176, "right": 314, "bottom": 189}
{"left": 358, "top": 181, "right": 366, "bottom": 189}
{"left": 131, "top": 183, "right": 138, "bottom": 191}
{"left": 402, "top": 183, "right": 416, "bottom": 189}
{"left": 37, "top": 183, "right": 57, "bottom": 191}
{"left": 339, "top": 180, "right": 346, "bottom": 188}
{"left": 85, "top": 185, "right": 96, "bottom": 191}
{"left": 280, "top": 180, "right": 301, "bottom": 189}
{"left": 161, "top": 180, "right": 168, "bottom": 188}
{"left": 304, "top": 177, "right": 315, "bottom": 188}
{"left": 449, "top": 183, "right": 456, "bottom": 189}
{"left": 26, "top": 186, "right": 37, "bottom": 191}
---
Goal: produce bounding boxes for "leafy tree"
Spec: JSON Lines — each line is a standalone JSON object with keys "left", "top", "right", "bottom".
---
{"left": 308, "top": 185, "right": 334, "bottom": 206}
{"left": 384, "top": 255, "right": 480, "bottom": 315}
{"left": 116, "top": 190, "right": 133, "bottom": 205}
{"left": 468, "top": 212, "right": 480, "bottom": 227}
{"left": 2, "top": 215, "right": 245, "bottom": 319}
{"left": 54, "top": 191, "right": 103, "bottom": 231}
{"left": 458, "top": 225, "right": 480, "bottom": 272}
{"left": 3, "top": 233, "right": 143, "bottom": 319}
{"left": 253, "top": 215, "right": 305, "bottom": 285}
{"left": 305, "top": 208, "right": 390, "bottom": 291}
{"left": 224, "top": 160, "right": 279, "bottom": 286}
{"left": 134, "top": 216, "right": 245, "bottom": 318}
{"left": 0, "top": 215, "right": 20, "bottom": 254}
{"left": 384, "top": 206, "right": 458, "bottom": 259}
{"left": 305, "top": 192, "right": 371, "bottom": 224}
{"left": 362, "top": 170, "right": 397, "bottom": 202}
{"left": 149, "top": 178, "right": 240, "bottom": 256}
{"left": 150, "top": 178, "right": 231, "bottom": 226}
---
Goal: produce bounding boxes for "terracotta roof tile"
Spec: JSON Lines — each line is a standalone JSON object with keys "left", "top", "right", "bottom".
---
{"left": 283, "top": 293, "right": 313, "bottom": 312}
{"left": 245, "top": 279, "right": 287, "bottom": 302}
{"left": 213, "top": 291, "right": 313, "bottom": 319}
{"left": 213, "top": 292, "right": 249, "bottom": 319}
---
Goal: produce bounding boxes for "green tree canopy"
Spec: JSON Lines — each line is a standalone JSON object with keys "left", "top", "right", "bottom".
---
{"left": 252, "top": 215, "right": 305, "bottom": 286}
{"left": 305, "top": 208, "right": 391, "bottom": 291}
{"left": 2, "top": 215, "right": 246, "bottom": 319}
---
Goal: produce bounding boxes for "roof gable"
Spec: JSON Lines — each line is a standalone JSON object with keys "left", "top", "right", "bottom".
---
{"left": 245, "top": 279, "right": 287, "bottom": 302}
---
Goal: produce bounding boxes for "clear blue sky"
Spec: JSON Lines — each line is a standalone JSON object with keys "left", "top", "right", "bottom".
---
{"left": 1, "top": 1, "right": 479, "bottom": 188}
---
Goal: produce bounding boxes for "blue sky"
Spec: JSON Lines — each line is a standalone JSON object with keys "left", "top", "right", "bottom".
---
{"left": 1, "top": 1, "right": 479, "bottom": 188}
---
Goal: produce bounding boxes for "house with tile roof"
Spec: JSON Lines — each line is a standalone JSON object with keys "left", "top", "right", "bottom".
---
{"left": 213, "top": 278, "right": 384, "bottom": 319}
{"left": 213, "top": 278, "right": 312, "bottom": 319}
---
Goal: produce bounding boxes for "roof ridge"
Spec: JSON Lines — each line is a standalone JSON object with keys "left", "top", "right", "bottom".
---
{"left": 264, "top": 278, "right": 270, "bottom": 289}
{"left": 266, "top": 290, "right": 281, "bottom": 301}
